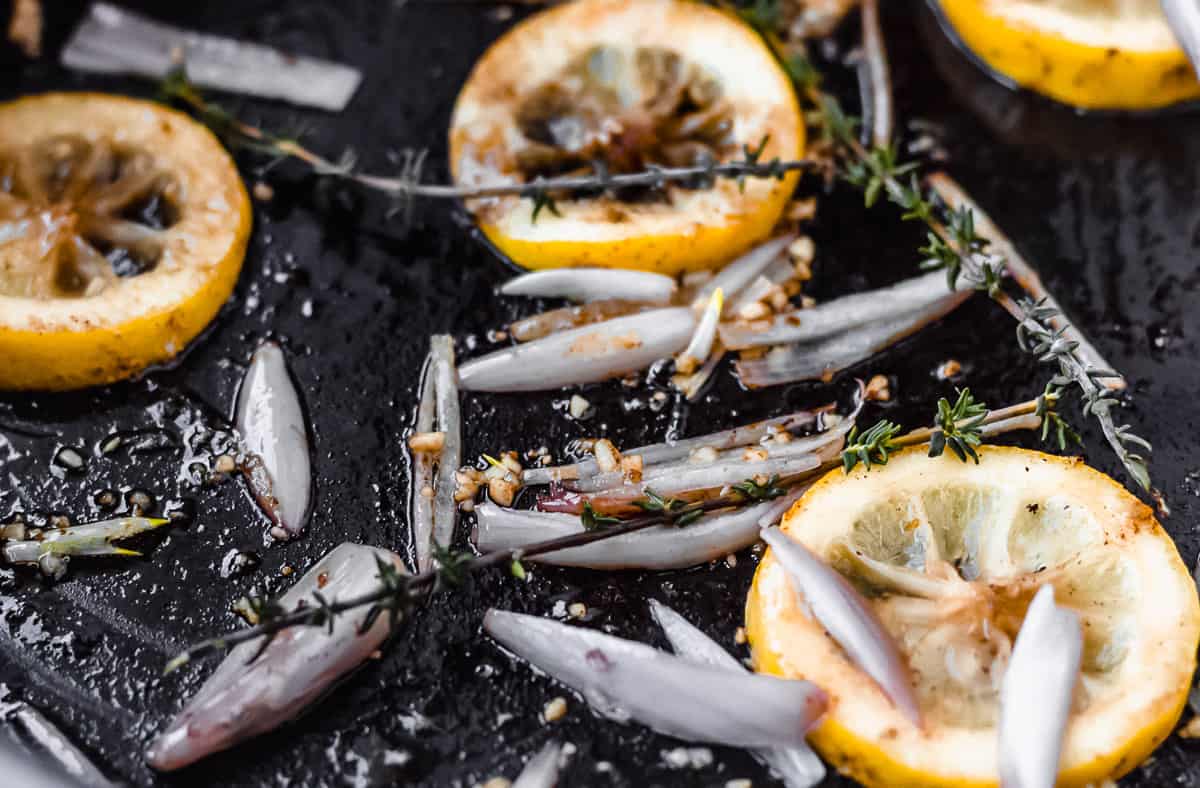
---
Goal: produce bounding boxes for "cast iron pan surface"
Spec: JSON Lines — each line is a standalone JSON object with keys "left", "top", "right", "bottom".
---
{"left": 1, "top": 1, "right": 1199, "bottom": 785}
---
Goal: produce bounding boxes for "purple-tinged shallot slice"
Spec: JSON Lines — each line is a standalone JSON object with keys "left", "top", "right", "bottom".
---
{"left": 501, "top": 268, "right": 676, "bottom": 304}
{"left": 761, "top": 527, "right": 921, "bottom": 726}
{"left": 146, "top": 543, "right": 406, "bottom": 771}
{"left": 483, "top": 610, "right": 827, "bottom": 750}
{"left": 235, "top": 341, "right": 312, "bottom": 537}
{"left": 649, "top": 601, "right": 826, "bottom": 788}
{"left": 998, "top": 584, "right": 1082, "bottom": 788}
{"left": 458, "top": 308, "right": 696, "bottom": 392}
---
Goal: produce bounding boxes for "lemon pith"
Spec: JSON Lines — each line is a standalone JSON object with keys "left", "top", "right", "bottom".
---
{"left": 937, "top": 0, "right": 1200, "bottom": 110}
{"left": 747, "top": 446, "right": 1200, "bottom": 788}
{"left": 449, "top": 0, "right": 804, "bottom": 274}
{"left": 0, "top": 93, "right": 251, "bottom": 390}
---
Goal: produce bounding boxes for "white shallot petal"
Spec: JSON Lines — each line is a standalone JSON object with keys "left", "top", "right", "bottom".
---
{"left": 459, "top": 308, "right": 696, "bottom": 392}
{"left": 410, "top": 351, "right": 438, "bottom": 572}
{"left": 523, "top": 407, "right": 829, "bottom": 485}
{"left": 762, "top": 527, "right": 921, "bottom": 727}
{"left": 859, "top": 0, "right": 892, "bottom": 148}
{"left": 235, "top": 342, "right": 312, "bottom": 537}
{"left": 736, "top": 292, "right": 970, "bottom": 388}
{"left": 4, "top": 699, "right": 117, "bottom": 787}
{"left": 61, "top": 4, "right": 361, "bottom": 111}
{"left": 998, "top": 584, "right": 1082, "bottom": 788}
{"left": 720, "top": 270, "right": 955, "bottom": 350}
{"left": 431, "top": 336, "right": 461, "bottom": 552}
{"left": 484, "top": 610, "right": 827, "bottom": 750}
{"left": 501, "top": 269, "right": 676, "bottom": 304}
{"left": 675, "top": 288, "right": 723, "bottom": 374}
{"left": 510, "top": 300, "right": 652, "bottom": 343}
{"left": 696, "top": 234, "right": 795, "bottom": 308}
{"left": 474, "top": 498, "right": 781, "bottom": 570}
{"left": 727, "top": 255, "right": 797, "bottom": 316}
{"left": 512, "top": 740, "right": 564, "bottom": 788}
{"left": 147, "top": 543, "right": 406, "bottom": 771}
{"left": 1163, "top": 0, "right": 1200, "bottom": 79}
{"left": 3, "top": 516, "right": 169, "bottom": 563}
{"left": 649, "top": 601, "right": 826, "bottom": 788}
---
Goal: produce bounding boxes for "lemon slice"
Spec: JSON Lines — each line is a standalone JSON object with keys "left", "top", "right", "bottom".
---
{"left": 936, "top": 0, "right": 1200, "bottom": 110}
{"left": 747, "top": 446, "right": 1200, "bottom": 787}
{"left": 0, "top": 93, "right": 251, "bottom": 390}
{"left": 448, "top": 0, "right": 804, "bottom": 275}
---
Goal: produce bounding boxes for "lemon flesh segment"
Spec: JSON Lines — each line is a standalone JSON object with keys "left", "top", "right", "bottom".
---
{"left": 0, "top": 93, "right": 251, "bottom": 391}
{"left": 937, "top": 0, "right": 1200, "bottom": 110}
{"left": 449, "top": 0, "right": 804, "bottom": 275}
{"left": 746, "top": 446, "right": 1200, "bottom": 788}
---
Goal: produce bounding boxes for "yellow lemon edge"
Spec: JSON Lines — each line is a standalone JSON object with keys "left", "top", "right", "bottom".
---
{"left": 0, "top": 93, "right": 252, "bottom": 391}
{"left": 745, "top": 445, "right": 1197, "bottom": 788}
{"left": 939, "top": 0, "right": 1200, "bottom": 110}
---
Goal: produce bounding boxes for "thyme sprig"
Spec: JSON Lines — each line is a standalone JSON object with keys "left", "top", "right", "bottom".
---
{"left": 930, "top": 388, "right": 987, "bottom": 463}
{"left": 745, "top": 24, "right": 1151, "bottom": 490}
{"left": 159, "top": 67, "right": 813, "bottom": 222}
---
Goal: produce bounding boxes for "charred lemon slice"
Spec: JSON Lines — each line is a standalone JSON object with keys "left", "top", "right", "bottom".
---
{"left": 747, "top": 446, "right": 1200, "bottom": 787}
{"left": 449, "top": 0, "right": 804, "bottom": 275}
{"left": 937, "top": 0, "right": 1200, "bottom": 110}
{"left": 0, "top": 93, "right": 250, "bottom": 390}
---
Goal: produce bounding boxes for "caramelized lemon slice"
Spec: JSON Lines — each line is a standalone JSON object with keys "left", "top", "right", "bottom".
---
{"left": 449, "top": 0, "right": 804, "bottom": 275}
{"left": 0, "top": 93, "right": 250, "bottom": 390}
{"left": 747, "top": 446, "right": 1199, "bottom": 787}
{"left": 936, "top": 0, "right": 1200, "bottom": 110}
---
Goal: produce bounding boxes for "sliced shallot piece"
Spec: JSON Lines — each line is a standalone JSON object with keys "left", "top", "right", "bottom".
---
{"left": 510, "top": 300, "right": 653, "bottom": 343}
{"left": 409, "top": 351, "right": 438, "bottom": 572}
{"left": 672, "top": 341, "right": 726, "bottom": 402}
{"left": 501, "top": 268, "right": 676, "bottom": 304}
{"left": 523, "top": 406, "right": 829, "bottom": 485}
{"left": 483, "top": 610, "right": 827, "bottom": 750}
{"left": 431, "top": 336, "right": 461, "bottom": 552}
{"left": 1164, "top": 0, "right": 1200, "bottom": 79}
{"left": 858, "top": 0, "right": 892, "bottom": 148}
{"left": 727, "top": 255, "right": 797, "bottom": 316}
{"left": 649, "top": 601, "right": 826, "bottom": 788}
{"left": 695, "top": 234, "right": 795, "bottom": 307}
{"left": 675, "top": 288, "right": 723, "bottom": 374}
{"left": 720, "top": 270, "right": 956, "bottom": 350}
{"left": 761, "top": 527, "right": 921, "bottom": 726}
{"left": 553, "top": 454, "right": 822, "bottom": 514}
{"left": 3, "top": 516, "right": 169, "bottom": 564}
{"left": 3, "top": 697, "right": 118, "bottom": 787}
{"left": 736, "top": 292, "right": 970, "bottom": 388}
{"left": 236, "top": 341, "right": 312, "bottom": 537}
{"left": 926, "top": 171, "right": 1123, "bottom": 389}
{"left": 61, "top": 3, "right": 361, "bottom": 111}
{"left": 458, "top": 308, "right": 696, "bottom": 392}
{"left": 146, "top": 543, "right": 406, "bottom": 771}
{"left": 475, "top": 495, "right": 790, "bottom": 570}
{"left": 511, "top": 740, "right": 564, "bottom": 788}
{"left": 998, "top": 584, "right": 1082, "bottom": 788}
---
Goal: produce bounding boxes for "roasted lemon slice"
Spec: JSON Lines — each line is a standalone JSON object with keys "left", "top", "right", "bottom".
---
{"left": 0, "top": 93, "right": 250, "bottom": 390}
{"left": 747, "top": 446, "right": 1200, "bottom": 787}
{"left": 936, "top": 0, "right": 1200, "bottom": 110}
{"left": 449, "top": 0, "right": 804, "bottom": 275}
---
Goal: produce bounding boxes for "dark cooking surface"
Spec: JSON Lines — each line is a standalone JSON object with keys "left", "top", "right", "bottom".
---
{"left": 2, "top": 1, "right": 1200, "bottom": 785}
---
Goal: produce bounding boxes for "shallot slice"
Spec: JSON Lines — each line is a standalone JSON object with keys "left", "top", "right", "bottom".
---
{"left": 649, "top": 601, "right": 826, "bottom": 788}
{"left": 858, "top": 0, "right": 892, "bottom": 148}
{"left": 727, "top": 256, "right": 797, "bottom": 316}
{"left": 998, "top": 584, "right": 1082, "bottom": 788}
{"left": 236, "top": 341, "right": 312, "bottom": 537}
{"left": 1163, "top": 0, "right": 1200, "bottom": 80}
{"left": 61, "top": 3, "right": 361, "bottom": 111}
{"left": 483, "top": 610, "right": 827, "bottom": 750}
{"left": 474, "top": 497, "right": 785, "bottom": 570}
{"left": 719, "top": 270, "right": 955, "bottom": 350}
{"left": 695, "top": 235, "right": 795, "bottom": 307}
{"left": 675, "top": 288, "right": 723, "bottom": 374}
{"left": 458, "top": 308, "right": 696, "bottom": 392}
{"left": 761, "top": 527, "right": 921, "bottom": 726}
{"left": 147, "top": 543, "right": 406, "bottom": 771}
{"left": 410, "top": 351, "right": 438, "bottom": 572}
{"left": 523, "top": 406, "right": 829, "bottom": 485}
{"left": 736, "top": 292, "right": 970, "bottom": 388}
{"left": 510, "top": 300, "right": 653, "bottom": 343}
{"left": 512, "top": 740, "right": 564, "bottom": 788}
{"left": 2, "top": 516, "right": 168, "bottom": 564}
{"left": 501, "top": 269, "right": 676, "bottom": 304}
{"left": 431, "top": 336, "right": 461, "bottom": 552}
